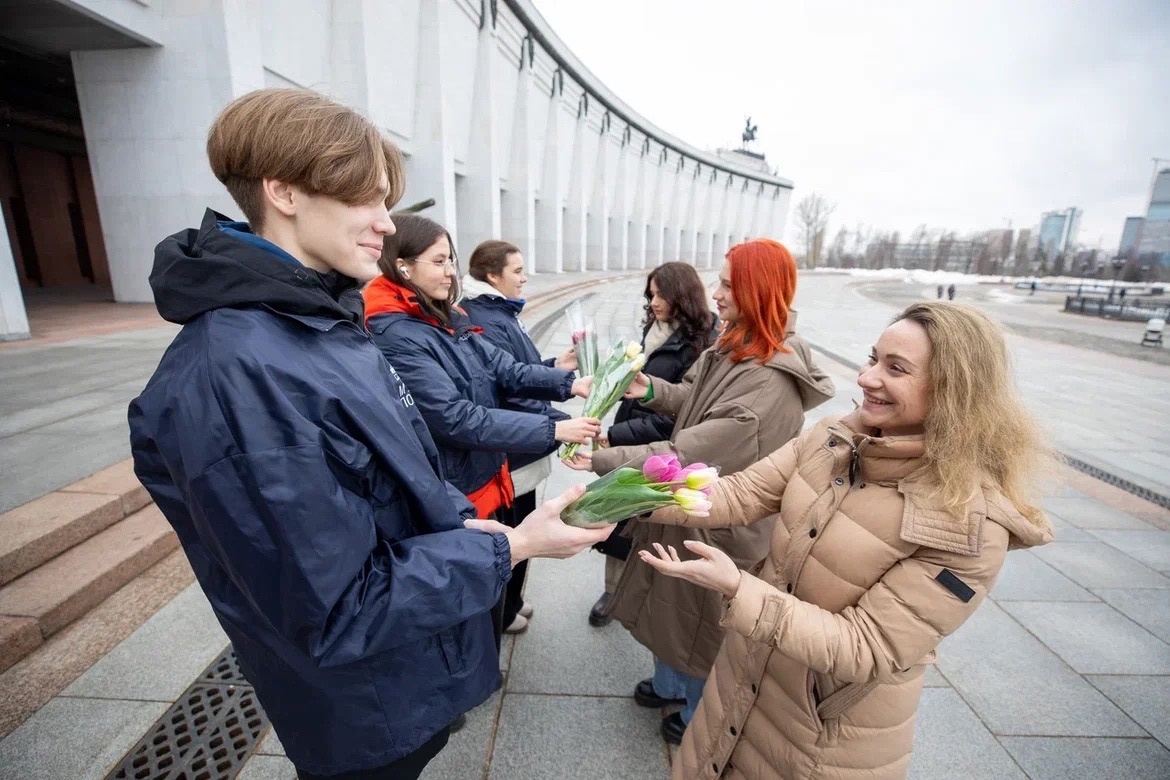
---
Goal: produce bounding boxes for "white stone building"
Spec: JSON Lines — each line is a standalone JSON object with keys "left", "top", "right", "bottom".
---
{"left": 0, "top": 0, "right": 794, "bottom": 341}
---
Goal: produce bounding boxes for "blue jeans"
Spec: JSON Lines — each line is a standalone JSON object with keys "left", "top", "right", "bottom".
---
{"left": 651, "top": 657, "right": 706, "bottom": 725}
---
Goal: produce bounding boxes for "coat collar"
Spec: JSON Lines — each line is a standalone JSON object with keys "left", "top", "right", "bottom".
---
{"left": 459, "top": 274, "right": 526, "bottom": 314}
{"left": 362, "top": 276, "right": 480, "bottom": 336}
{"left": 825, "top": 412, "right": 1053, "bottom": 556}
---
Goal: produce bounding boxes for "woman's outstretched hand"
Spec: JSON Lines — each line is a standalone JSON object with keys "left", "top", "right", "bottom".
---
{"left": 623, "top": 372, "right": 650, "bottom": 400}
{"left": 561, "top": 449, "right": 593, "bottom": 471}
{"left": 638, "top": 540, "right": 742, "bottom": 598}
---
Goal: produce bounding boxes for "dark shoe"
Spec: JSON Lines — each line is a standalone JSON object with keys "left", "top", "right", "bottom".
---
{"left": 660, "top": 712, "right": 686, "bottom": 745}
{"left": 634, "top": 678, "right": 686, "bottom": 709}
{"left": 588, "top": 592, "right": 613, "bottom": 627}
{"left": 449, "top": 713, "right": 467, "bottom": 733}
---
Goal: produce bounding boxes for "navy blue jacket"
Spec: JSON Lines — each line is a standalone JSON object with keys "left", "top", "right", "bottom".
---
{"left": 459, "top": 289, "right": 571, "bottom": 471}
{"left": 128, "top": 210, "right": 509, "bottom": 775}
{"left": 364, "top": 279, "right": 574, "bottom": 499}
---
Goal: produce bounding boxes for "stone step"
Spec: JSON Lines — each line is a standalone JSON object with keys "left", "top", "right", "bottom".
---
{"left": 0, "top": 460, "right": 151, "bottom": 587}
{"left": 0, "top": 505, "right": 177, "bottom": 673}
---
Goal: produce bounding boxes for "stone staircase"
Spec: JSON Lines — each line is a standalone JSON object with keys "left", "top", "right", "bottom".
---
{"left": 0, "top": 460, "right": 175, "bottom": 673}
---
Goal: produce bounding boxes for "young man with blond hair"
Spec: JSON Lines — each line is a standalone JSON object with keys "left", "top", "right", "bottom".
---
{"left": 129, "top": 89, "right": 610, "bottom": 780}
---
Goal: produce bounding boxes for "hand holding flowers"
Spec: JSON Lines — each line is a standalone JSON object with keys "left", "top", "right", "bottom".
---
{"left": 560, "top": 340, "right": 647, "bottom": 460}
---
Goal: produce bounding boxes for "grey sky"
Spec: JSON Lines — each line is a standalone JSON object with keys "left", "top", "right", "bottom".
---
{"left": 532, "top": 0, "right": 1170, "bottom": 251}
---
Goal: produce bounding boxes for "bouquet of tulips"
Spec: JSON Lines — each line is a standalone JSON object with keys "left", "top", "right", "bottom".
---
{"left": 559, "top": 339, "right": 646, "bottom": 459}
{"left": 565, "top": 301, "right": 600, "bottom": 376}
{"left": 561, "top": 454, "right": 719, "bottom": 528}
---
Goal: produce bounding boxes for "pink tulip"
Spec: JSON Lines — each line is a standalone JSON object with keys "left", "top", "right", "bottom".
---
{"left": 673, "top": 487, "right": 712, "bottom": 516}
{"left": 643, "top": 454, "right": 682, "bottom": 484}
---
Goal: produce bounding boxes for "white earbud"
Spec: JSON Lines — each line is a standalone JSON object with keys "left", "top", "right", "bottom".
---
{"left": 399, "top": 266, "right": 410, "bottom": 279}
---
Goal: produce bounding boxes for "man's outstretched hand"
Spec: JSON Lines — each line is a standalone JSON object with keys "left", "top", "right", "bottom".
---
{"left": 464, "top": 484, "right": 614, "bottom": 566}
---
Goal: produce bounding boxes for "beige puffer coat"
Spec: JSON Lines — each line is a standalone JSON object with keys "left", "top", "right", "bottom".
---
{"left": 592, "top": 336, "right": 834, "bottom": 678}
{"left": 648, "top": 413, "right": 1053, "bottom": 780}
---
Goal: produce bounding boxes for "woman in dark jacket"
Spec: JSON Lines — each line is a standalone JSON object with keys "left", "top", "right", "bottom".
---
{"left": 460, "top": 239, "right": 577, "bottom": 634}
{"left": 589, "top": 261, "right": 718, "bottom": 627}
{"left": 363, "top": 216, "right": 602, "bottom": 644}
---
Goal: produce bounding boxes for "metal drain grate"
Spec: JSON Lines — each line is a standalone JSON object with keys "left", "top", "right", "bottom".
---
{"left": 807, "top": 342, "right": 1170, "bottom": 511}
{"left": 105, "top": 646, "right": 271, "bottom": 780}
{"left": 198, "top": 648, "right": 251, "bottom": 687}
{"left": 1061, "top": 454, "right": 1170, "bottom": 510}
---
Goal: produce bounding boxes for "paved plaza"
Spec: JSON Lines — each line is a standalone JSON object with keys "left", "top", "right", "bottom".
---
{"left": 0, "top": 272, "right": 1168, "bottom": 779}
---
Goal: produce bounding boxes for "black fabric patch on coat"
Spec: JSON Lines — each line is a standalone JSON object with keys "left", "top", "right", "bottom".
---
{"left": 935, "top": 569, "right": 975, "bottom": 603}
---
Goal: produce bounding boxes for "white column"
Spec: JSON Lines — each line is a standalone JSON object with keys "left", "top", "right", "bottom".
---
{"left": 732, "top": 178, "right": 750, "bottom": 246}
{"left": 407, "top": 0, "right": 458, "bottom": 236}
{"left": 72, "top": 0, "right": 263, "bottom": 302}
{"left": 534, "top": 74, "right": 565, "bottom": 273}
{"left": 585, "top": 116, "right": 612, "bottom": 270}
{"left": 662, "top": 156, "right": 684, "bottom": 263}
{"left": 456, "top": 18, "right": 502, "bottom": 258}
{"left": 682, "top": 163, "right": 702, "bottom": 265}
{"left": 563, "top": 95, "right": 590, "bottom": 272}
{"left": 0, "top": 208, "right": 30, "bottom": 341}
{"left": 628, "top": 140, "right": 650, "bottom": 271}
{"left": 716, "top": 174, "right": 734, "bottom": 256}
{"left": 608, "top": 128, "right": 632, "bottom": 270}
{"left": 768, "top": 186, "right": 793, "bottom": 242}
{"left": 646, "top": 149, "right": 670, "bottom": 267}
{"left": 501, "top": 43, "right": 538, "bottom": 272}
{"left": 698, "top": 168, "right": 718, "bottom": 269}
{"left": 747, "top": 182, "right": 765, "bottom": 240}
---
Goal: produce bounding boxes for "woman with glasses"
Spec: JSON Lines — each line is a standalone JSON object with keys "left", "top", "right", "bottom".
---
{"left": 363, "top": 215, "right": 602, "bottom": 646}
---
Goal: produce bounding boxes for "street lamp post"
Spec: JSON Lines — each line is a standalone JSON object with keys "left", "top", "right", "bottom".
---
{"left": 1109, "top": 256, "right": 1126, "bottom": 303}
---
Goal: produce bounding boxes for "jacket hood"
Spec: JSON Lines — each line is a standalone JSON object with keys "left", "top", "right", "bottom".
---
{"left": 459, "top": 274, "right": 525, "bottom": 314}
{"left": 150, "top": 209, "right": 362, "bottom": 325}
{"left": 830, "top": 411, "right": 1055, "bottom": 553}
{"left": 761, "top": 337, "right": 836, "bottom": 412}
{"left": 363, "top": 276, "right": 479, "bottom": 336}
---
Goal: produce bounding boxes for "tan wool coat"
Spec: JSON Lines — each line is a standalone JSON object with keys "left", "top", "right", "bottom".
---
{"left": 648, "top": 413, "right": 1054, "bottom": 780}
{"left": 591, "top": 336, "right": 835, "bottom": 678}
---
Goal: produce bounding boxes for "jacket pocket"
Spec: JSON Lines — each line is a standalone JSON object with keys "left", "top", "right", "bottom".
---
{"left": 436, "top": 627, "right": 466, "bottom": 675}
{"left": 804, "top": 669, "right": 819, "bottom": 722}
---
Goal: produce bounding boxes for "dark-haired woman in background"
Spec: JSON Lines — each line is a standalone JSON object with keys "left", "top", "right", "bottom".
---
{"left": 588, "top": 262, "right": 719, "bottom": 628}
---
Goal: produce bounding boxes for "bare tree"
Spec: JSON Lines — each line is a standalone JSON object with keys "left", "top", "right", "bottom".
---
{"left": 851, "top": 223, "right": 871, "bottom": 267}
{"left": 933, "top": 231, "right": 957, "bottom": 271}
{"left": 828, "top": 226, "right": 849, "bottom": 267}
{"left": 795, "top": 192, "right": 836, "bottom": 269}
{"left": 1012, "top": 229, "right": 1031, "bottom": 275}
{"left": 997, "top": 229, "right": 1013, "bottom": 274}
{"left": 909, "top": 224, "right": 931, "bottom": 270}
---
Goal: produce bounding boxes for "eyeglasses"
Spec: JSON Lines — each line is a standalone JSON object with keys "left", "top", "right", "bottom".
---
{"left": 412, "top": 258, "right": 456, "bottom": 270}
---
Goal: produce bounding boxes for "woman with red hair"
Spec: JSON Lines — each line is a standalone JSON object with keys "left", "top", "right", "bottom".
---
{"left": 567, "top": 240, "right": 834, "bottom": 745}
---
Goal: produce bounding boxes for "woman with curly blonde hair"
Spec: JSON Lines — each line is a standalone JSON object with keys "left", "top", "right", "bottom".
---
{"left": 638, "top": 301, "right": 1054, "bottom": 780}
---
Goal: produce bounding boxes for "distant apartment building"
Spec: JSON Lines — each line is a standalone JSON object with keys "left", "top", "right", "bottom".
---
{"left": 1038, "top": 207, "right": 1082, "bottom": 258}
{"left": 1119, "top": 169, "right": 1170, "bottom": 269}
